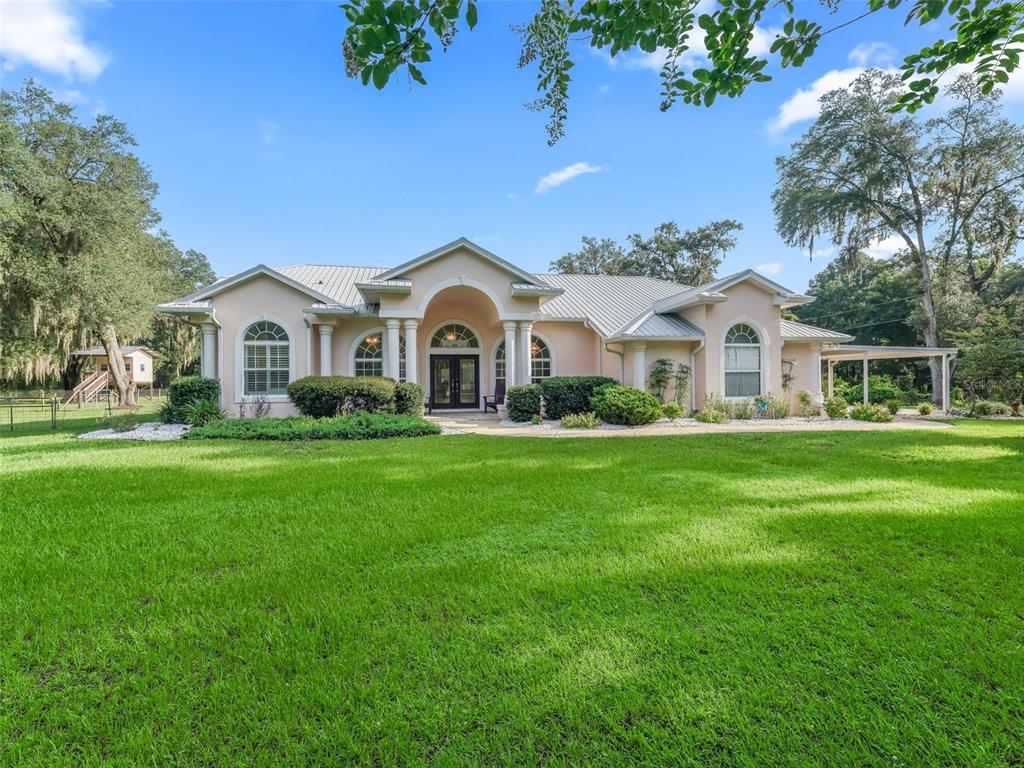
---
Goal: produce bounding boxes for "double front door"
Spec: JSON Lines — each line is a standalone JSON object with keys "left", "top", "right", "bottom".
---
{"left": 431, "top": 355, "right": 479, "bottom": 409}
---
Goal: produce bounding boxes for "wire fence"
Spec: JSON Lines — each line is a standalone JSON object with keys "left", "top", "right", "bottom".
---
{"left": 2, "top": 389, "right": 166, "bottom": 435}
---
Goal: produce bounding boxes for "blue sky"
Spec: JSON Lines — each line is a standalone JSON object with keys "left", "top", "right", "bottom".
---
{"left": 1, "top": 1, "right": 1021, "bottom": 290}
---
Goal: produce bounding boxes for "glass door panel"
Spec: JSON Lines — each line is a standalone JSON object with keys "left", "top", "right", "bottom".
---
{"left": 432, "top": 358, "right": 451, "bottom": 406}
{"left": 459, "top": 357, "right": 477, "bottom": 406}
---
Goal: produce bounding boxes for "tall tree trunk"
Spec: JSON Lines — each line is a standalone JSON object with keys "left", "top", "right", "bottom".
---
{"left": 100, "top": 325, "right": 137, "bottom": 408}
{"left": 60, "top": 356, "right": 85, "bottom": 391}
{"left": 913, "top": 237, "right": 943, "bottom": 406}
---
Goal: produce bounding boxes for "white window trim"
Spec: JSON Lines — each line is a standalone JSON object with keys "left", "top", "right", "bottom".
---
{"left": 719, "top": 316, "right": 769, "bottom": 399}
{"left": 426, "top": 319, "right": 484, "bottom": 354}
{"left": 348, "top": 326, "right": 406, "bottom": 379}
{"left": 491, "top": 330, "right": 556, "bottom": 385}
{"left": 234, "top": 314, "right": 296, "bottom": 403}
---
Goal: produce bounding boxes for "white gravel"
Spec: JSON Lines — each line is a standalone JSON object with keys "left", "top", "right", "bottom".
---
{"left": 77, "top": 422, "right": 190, "bottom": 441}
{"left": 500, "top": 416, "right": 827, "bottom": 432}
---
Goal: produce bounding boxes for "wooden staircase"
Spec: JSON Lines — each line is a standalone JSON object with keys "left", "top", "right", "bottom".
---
{"left": 64, "top": 369, "right": 108, "bottom": 404}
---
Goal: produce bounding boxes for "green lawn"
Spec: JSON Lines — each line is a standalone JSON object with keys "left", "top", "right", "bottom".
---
{"left": 2, "top": 422, "right": 1022, "bottom": 766}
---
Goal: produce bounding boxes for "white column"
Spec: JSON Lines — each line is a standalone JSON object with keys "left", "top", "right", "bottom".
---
{"left": 304, "top": 321, "right": 313, "bottom": 376}
{"left": 827, "top": 359, "right": 835, "bottom": 398}
{"left": 812, "top": 346, "right": 823, "bottom": 405}
{"left": 518, "top": 321, "right": 533, "bottom": 385}
{"left": 318, "top": 324, "right": 334, "bottom": 376}
{"left": 942, "top": 353, "right": 950, "bottom": 413}
{"left": 502, "top": 322, "right": 517, "bottom": 398}
{"left": 200, "top": 323, "right": 217, "bottom": 378}
{"left": 862, "top": 352, "right": 869, "bottom": 404}
{"left": 385, "top": 319, "right": 401, "bottom": 380}
{"left": 632, "top": 342, "right": 647, "bottom": 390}
{"left": 403, "top": 320, "right": 418, "bottom": 384}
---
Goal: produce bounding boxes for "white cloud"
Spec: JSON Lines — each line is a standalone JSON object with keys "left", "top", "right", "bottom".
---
{"left": 257, "top": 118, "right": 280, "bottom": 146}
{"left": 0, "top": 0, "right": 107, "bottom": 80}
{"left": 767, "top": 66, "right": 896, "bottom": 135}
{"left": 864, "top": 235, "right": 906, "bottom": 259}
{"left": 598, "top": 84, "right": 611, "bottom": 94}
{"left": 534, "top": 161, "right": 604, "bottom": 195}
{"left": 755, "top": 262, "right": 782, "bottom": 276}
{"left": 848, "top": 42, "right": 897, "bottom": 67}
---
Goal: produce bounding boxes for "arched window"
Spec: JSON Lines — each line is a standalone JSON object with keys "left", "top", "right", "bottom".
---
{"left": 354, "top": 332, "right": 406, "bottom": 379}
{"left": 430, "top": 323, "right": 478, "bottom": 349}
{"left": 724, "top": 323, "right": 761, "bottom": 397}
{"left": 244, "top": 321, "right": 290, "bottom": 395}
{"left": 495, "top": 335, "right": 552, "bottom": 386}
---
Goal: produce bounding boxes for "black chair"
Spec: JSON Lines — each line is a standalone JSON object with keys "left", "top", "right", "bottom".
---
{"left": 483, "top": 380, "right": 506, "bottom": 414}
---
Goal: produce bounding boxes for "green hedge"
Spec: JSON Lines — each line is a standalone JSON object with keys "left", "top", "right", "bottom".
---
{"left": 592, "top": 384, "right": 661, "bottom": 425}
{"left": 287, "top": 376, "right": 395, "bottom": 417}
{"left": 538, "top": 376, "right": 617, "bottom": 419}
{"left": 506, "top": 384, "right": 541, "bottom": 422}
{"left": 850, "top": 403, "right": 894, "bottom": 423}
{"left": 394, "top": 381, "right": 425, "bottom": 416}
{"left": 161, "top": 376, "right": 221, "bottom": 423}
{"left": 185, "top": 412, "right": 441, "bottom": 440}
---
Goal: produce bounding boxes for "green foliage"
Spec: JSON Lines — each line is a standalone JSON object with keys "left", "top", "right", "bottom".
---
{"left": 695, "top": 407, "right": 730, "bottom": 424}
{"left": 918, "top": 402, "right": 933, "bottom": 416}
{"left": 758, "top": 396, "right": 791, "bottom": 420}
{"left": 551, "top": 220, "right": 741, "bottom": 286}
{"left": 185, "top": 413, "right": 441, "bottom": 441}
{"left": 825, "top": 396, "right": 849, "bottom": 420}
{"left": 560, "top": 412, "right": 600, "bottom": 429}
{"left": 661, "top": 402, "right": 685, "bottom": 420}
{"left": 186, "top": 398, "right": 226, "bottom": 427}
{"left": 162, "top": 376, "right": 221, "bottom": 423}
{"left": 530, "top": 414, "right": 543, "bottom": 426}
{"left": 538, "top": 376, "right": 616, "bottom": 419}
{"left": 972, "top": 400, "right": 1012, "bottom": 417}
{"left": 796, "top": 390, "right": 816, "bottom": 418}
{"left": 648, "top": 358, "right": 674, "bottom": 403}
{"left": 287, "top": 376, "right": 396, "bottom": 418}
{"left": 673, "top": 363, "right": 692, "bottom": 408}
{"left": 506, "top": 384, "right": 541, "bottom": 422}
{"left": 956, "top": 309, "right": 1024, "bottom": 407}
{"left": 101, "top": 410, "right": 140, "bottom": 433}
{"left": 884, "top": 399, "right": 902, "bottom": 416}
{"left": 850, "top": 403, "right": 895, "bottom": 423}
{"left": 592, "top": 385, "right": 662, "bottom": 426}
{"left": 394, "top": 381, "right": 425, "bottom": 416}
{"left": 341, "top": 0, "right": 1024, "bottom": 144}
{"left": 868, "top": 376, "right": 902, "bottom": 405}
{"left": 781, "top": 359, "right": 796, "bottom": 393}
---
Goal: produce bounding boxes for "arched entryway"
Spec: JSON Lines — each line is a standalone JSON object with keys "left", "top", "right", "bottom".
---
{"left": 427, "top": 320, "right": 483, "bottom": 409}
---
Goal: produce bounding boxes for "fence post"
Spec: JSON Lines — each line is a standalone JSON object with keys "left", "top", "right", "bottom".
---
{"left": 7, "top": 399, "right": 12, "bottom": 433}
{"left": 107, "top": 389, "right": 111, "bottom": 414}
{"left": 51, "top": 397, "right": 57, "bottom": 430}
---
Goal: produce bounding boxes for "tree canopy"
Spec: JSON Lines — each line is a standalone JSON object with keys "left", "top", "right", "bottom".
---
{"left": 341, "top": 0, "right": 1024, "bottom": 144}
{"left": 551, "top": 219, "right": 742, "bottom": 285}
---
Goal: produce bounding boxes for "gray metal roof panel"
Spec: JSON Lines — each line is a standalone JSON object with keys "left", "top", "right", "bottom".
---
{"left": 780, "top": 320, "right": 854, "bottom": 341}
{"left": 276, "top": 265, "right": 389, "bottom": 305}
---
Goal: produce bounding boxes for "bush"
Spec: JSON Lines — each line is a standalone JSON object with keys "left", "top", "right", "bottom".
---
{"left": 867, "top": 375, "right": 901, "bottom": 405}
{"left": 661, "top": 402, "right": 686, "bottom": 420}
{"left": 972, "top": 399, "right": 1012, "bottom": 416}
{"left": 695, "top": 408, "right": 729, "bottom": 424}
{"left": 757, "top": 395, "right": 790, "bottom": 420}
{"left": 538, "top": 376, "right": 617, "bottom": 419}
{"left": 796, "top": 390, "right": 817, "bottom": 418}
{"left": 186, "top": 398, "right": 225, "bottom": 426}
{"left": 918, "top": 402, "right": 933, "bottom": 415}
{"left": 102, "top": 410, "right": 140, "bottom": 433}
{"left": 884, "top": 399, "right": 902, "bottom": 416}
{"left": 824, "top": 396, "right": 848, "bottom": 420}
{"left": 394, "top": 381, "right": 425, "bottom": 416}
{"left": 592, "top": 384, "right": 661, "bottom": 425}
{"left": 506, "top": 384, "right": 541, "bottom": 422}
{"left": 287, "top": 376, "right": 395, "bottom": 417}
{"left": 560, "top": 412, "right": 600, "bottom": 429}
{"left": 162, "top": 376, "right": 220, "bottom": 423}
{"left": 727, "top": 398, "right": 755, "bottom": 420}
{"left": 185, "top": 412, "right": 441, "bottom": 440}
{"left": 850, "top": 403, "right": 894, "bottom": 423}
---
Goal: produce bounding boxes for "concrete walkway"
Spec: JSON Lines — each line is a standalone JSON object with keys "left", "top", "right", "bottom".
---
{"left": 426, "top": 412, "right": 955, "bottom": 438}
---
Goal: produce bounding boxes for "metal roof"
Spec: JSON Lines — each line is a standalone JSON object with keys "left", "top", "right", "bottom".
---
{"left": 780, "top": 320, "right": 854, "bottom": 342}
{"left": 73, "top": 346, "right": 156, "bottom": 357}
{"left": 276, "top": 265, "right": 389, "bottom": 305}
{"left": 376, "top": 237, "right": 549, "bottom": 286}
{"left": 821, "top": 345, "right": 957, "bottom": 361}
{"left": 653, "top": 269, "right": 813, "bottom": 313}
{"left": 611, "top": 311, "right": 705, "bottom": 340}
{"left": 534, "top": 273, "right": 692, "bottom": 336}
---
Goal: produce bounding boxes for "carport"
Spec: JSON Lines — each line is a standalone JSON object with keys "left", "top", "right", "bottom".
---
{"left": 820, "top": 345, "right": 958, "bottom": 413}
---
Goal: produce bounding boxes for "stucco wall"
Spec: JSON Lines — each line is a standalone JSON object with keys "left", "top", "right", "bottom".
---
{"left": 782, "top": 342, "right": 823, "bottom": 408}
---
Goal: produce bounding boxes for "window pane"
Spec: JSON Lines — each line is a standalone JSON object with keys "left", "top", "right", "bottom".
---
{"left": 725, "top": 372, "right": 760, "bottom": 397}
{"left": 268, "top": 370, "right": 289, "bottom": 394}
{"left": 531, "top": 359, "right": 551, "bottom": 379}
{"left": 268, "top": 345, "right": 288, "bottom": 368}
{"left": 355, "top": 360, "right": 383, "bottom": 377}
{"left": 725, "top": 346, "right": 760, "bottom": 370}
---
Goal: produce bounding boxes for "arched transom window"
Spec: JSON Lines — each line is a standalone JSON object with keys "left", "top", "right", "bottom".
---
{"left": 724, "top": 323, "right": 761, "bottom": 397}
{"left": 496, "top": 335, "right": 551, "bottom": 386}
{"left": 430, "top": 323, "right": 478, "bottom": 349}
{"left": 354, "top": 332, "right": 406, "bottom": 379}
{"left": 244, "top": 321, "right": 290, "bottom": 395}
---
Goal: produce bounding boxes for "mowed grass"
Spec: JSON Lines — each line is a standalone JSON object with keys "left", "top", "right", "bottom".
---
{"left": 1, "top": 422, "right": 1022, "bottom": 766}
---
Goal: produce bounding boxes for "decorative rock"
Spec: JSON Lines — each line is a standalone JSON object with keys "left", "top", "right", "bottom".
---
{"left": 77, "top": 422, "right": 190, "bottom": 441}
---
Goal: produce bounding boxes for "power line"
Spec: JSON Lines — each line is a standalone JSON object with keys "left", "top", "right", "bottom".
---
{"left": 797, "top": 296, "right": 916, "bottom": 324}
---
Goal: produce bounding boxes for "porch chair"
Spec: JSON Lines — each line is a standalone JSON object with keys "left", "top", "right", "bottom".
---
{"left": 483, "top": 380, "right": 506, "bottom": 414}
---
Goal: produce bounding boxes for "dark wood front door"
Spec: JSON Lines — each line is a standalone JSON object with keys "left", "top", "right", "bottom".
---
{"left": 431, "top": 355, "right": 479, "bottom": 409}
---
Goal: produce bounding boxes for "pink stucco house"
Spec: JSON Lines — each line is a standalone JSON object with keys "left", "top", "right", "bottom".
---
{"left": 156, "top": 237, "right": 955, "bottom": 415}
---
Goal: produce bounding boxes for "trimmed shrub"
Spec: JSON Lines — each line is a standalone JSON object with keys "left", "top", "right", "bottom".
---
{"left": 506, "top": 384, "right": 541, "bottom": 422}
{"left": 394, "top": 381, "right": 425, "bottom": 416}
{"left": 162, "top": 376, "right": 220, "bottom": 423}
{"left": 824, "top": 396, "right": 848, "bottom": 420}
{"left": 287, "top": 376, "right": 395, "bottom": 417}
{"left": 972, "top": 399, "right": 1012, "bottom": 416}
{"left": 758, "top": 396, "right": 791, "bottom": 419}
{"left": 560, "top": 412, "right": 600, "bottom": 429}
{"left": 796, "top": 390, "right": 817, "bottom": 418}
{"left": 662, "top": 402, "right": 686, "bottom": 420}
{"left": 727, "top": 398, "right": 755, "bottom": 420}
{"left": 538, "top": 376, "right": 617, "bottom": 419}
{"left": 850, "top": 403, "right": 894, "bottom": 423}
{"left": 185, "top": 412, "right": 441, "bottom": 440}
{"left": 884, "top": 399, "right": 902, "bottom": 416}
{"left": 918, "top": 402, "right": 933, "bottom": 415}
{"left": 186, "top": 398, "right": 225, "bottom": 426}
{"left": 867, "top": 375, "right": 901, "bottom": 405}
{"left": 592, "top": 384, "right": 661, "bottom": 426}
{"left": 695, "top": 408, "right": 729, "bottom": 424}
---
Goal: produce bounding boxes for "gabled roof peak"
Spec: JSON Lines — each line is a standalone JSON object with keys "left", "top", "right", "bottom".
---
{"left": 376, "top": 237, "right": 548, "bottom": 286}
